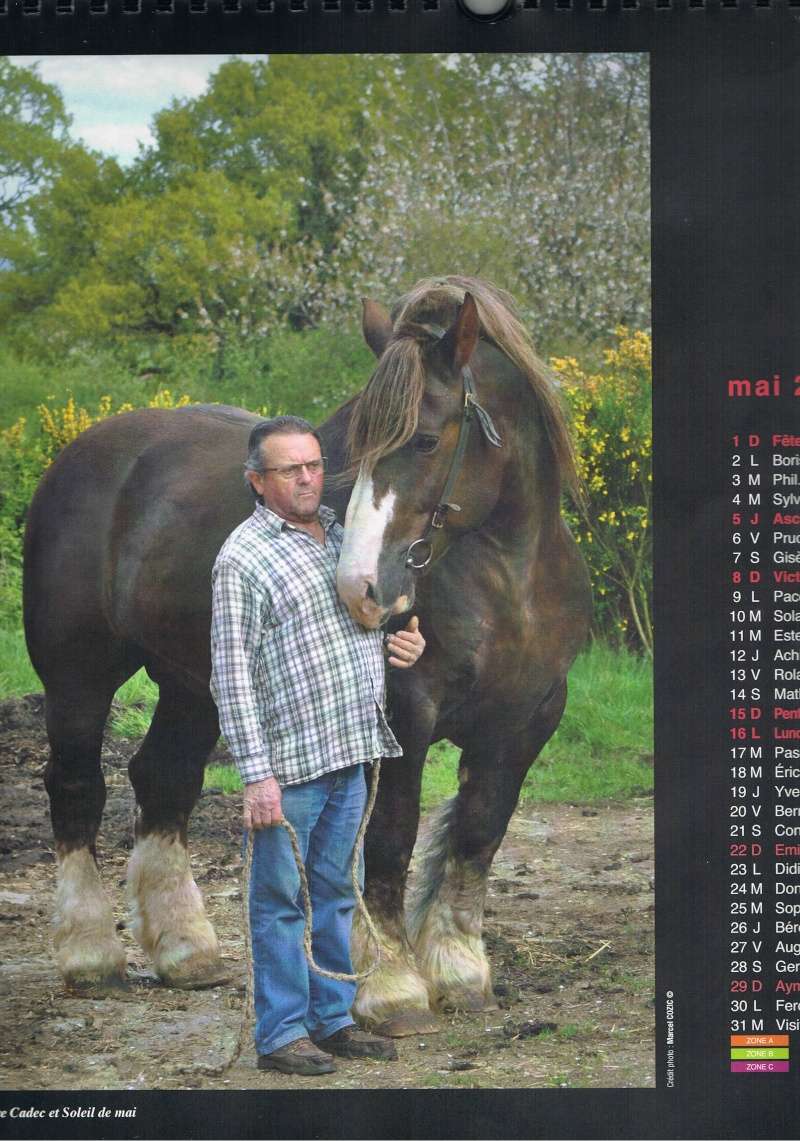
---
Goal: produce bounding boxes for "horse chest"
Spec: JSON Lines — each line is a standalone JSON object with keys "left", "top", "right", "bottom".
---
{"left": 427, "top": 528, "right": 589, "bottom": 715}
{"left": 478, "top": 607, "right": 549, "bottom": 699}
{"left": 427, "top": 579, "right": 548, "bottom": 715}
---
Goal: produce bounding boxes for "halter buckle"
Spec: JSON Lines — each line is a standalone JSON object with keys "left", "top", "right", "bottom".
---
{"left": 431, "top": 502, "right": 461, "bottom": 530}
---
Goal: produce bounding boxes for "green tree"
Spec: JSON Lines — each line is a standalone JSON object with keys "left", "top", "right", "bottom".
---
{"left": 0, "top": 56, "right": 71, "bottom": 220}
{"left": 555, "top": 328, "right": 653, "bottom": 653}
{"left": 0, "top": 57, "right": 124, "bottom": 345}
{"left": 46, "top": 170, "right": 293, "bottom": 347}
{"left": 20, "top": 56, "right": 403, "bottom": 353}
{"left": 1, "top": 145, "right": 123, "bottom": 337}
{"left": 133, "top": 56, "right": 392, "bottom": 253}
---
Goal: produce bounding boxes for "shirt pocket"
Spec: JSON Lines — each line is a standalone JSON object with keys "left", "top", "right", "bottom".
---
{"left": 264, "top": 568, "right": 323, "bottom": 630}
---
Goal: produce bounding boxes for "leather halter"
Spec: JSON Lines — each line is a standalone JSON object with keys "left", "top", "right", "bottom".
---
{"left": 405, "top": 323, "right": 503, "bottom": 572}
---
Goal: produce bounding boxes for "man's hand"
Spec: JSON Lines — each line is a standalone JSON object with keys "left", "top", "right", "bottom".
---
{"left": 244, "top": 776, "right": 283, "bottom": 830}
{"left": 385, "top": 615, "right": 426, "bottom": 669}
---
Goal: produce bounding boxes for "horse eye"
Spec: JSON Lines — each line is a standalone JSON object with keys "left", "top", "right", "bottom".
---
{"left": 412, "top": 434, "right": 439, "bottom": 454}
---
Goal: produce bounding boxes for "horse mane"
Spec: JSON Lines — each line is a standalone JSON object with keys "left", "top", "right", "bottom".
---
{"left": 345, "top": 276, "right": 581, "bottom": 501}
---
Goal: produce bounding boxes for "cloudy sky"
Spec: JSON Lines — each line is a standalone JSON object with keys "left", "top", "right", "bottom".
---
{"left": 10, "top": 55, "right": 259, "bottom": 164}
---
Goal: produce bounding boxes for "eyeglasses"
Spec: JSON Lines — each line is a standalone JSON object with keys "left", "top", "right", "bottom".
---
{"left": 262, "top": 458, "right": 327, "bottom": 481}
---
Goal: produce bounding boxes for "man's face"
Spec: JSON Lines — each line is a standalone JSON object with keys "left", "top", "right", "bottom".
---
{"left": 248, "top": 432, "right": 324, "bottom": 524}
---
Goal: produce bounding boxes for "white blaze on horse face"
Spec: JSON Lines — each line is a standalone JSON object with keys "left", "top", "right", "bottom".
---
{"left": 337, "top": 469, "right": 397, "bottom": 629}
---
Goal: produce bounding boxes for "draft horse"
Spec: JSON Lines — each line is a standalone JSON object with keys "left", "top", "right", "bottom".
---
{"left": 24, "top": 277, "right": 591, "bottom": 1033}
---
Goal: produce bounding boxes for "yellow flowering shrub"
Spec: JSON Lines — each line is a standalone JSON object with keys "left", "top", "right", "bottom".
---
{"left": 0, "top": 417, "right": 47, "bottom": 626}
{"left": 36, "top": 389, "right": 191, "bottom": 462}
{"left": 0, "top": 390, "right": 191, "bottom": 625}
{"left": 554, "top": 328, "right": 652, "bottom": 654}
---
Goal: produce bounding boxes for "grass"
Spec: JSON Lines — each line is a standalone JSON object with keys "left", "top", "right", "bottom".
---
{"left": 0, "top": 633, "right": 652, "bottom": 806}
{"left": 109, "top": 671, "right": 159, "bottom": 738}
{"left": 204, "top": 762, "right": 244, "bottom": 795}
{"left": 0, "top": 627, "right": 40, "bottom": 696}
{"left": 556, "top": 1024, "right": 582, "bottom": 1039}
{"left": 419, "top": 1072, "right": 481, "bottom": 1089}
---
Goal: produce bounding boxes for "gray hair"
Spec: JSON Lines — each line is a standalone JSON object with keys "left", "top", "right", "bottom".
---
{"left": 244, "top": 416, "right": 322, "bottom": 500}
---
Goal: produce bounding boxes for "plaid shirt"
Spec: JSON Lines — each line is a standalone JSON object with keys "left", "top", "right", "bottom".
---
{"left": 210, "top": 503, "right": 402, "bottom": 787}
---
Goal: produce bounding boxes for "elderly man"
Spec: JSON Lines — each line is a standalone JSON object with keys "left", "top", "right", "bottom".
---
{"left": 210, "top": 416, "right": 425, "bottom": 1077}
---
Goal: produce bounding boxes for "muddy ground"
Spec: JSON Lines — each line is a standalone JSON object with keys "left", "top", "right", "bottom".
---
{"left": 0, "top": 695, "right": 654, "bottom": 1092}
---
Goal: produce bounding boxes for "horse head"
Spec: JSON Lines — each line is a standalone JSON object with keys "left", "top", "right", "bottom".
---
{"left": 337, "top": 281, "right": 517, "bottom": 629}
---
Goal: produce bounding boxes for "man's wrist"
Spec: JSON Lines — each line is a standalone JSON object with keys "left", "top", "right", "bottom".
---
{"left": 235, "top": 754, "right": 274, "bottom": 786}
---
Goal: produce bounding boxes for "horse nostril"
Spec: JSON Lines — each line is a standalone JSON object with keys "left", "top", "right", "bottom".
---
{"left": 365, "top": 582, "right": 378, "bottom": 604}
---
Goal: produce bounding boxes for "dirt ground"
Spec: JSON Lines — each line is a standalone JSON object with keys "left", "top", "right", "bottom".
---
{"left": 0, "top": 695, "right": 654, "bottom": 1092}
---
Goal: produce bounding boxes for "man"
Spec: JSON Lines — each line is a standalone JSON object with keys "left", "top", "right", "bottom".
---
{"left": 210, "top": 416, "right": 425, "bottom": 1077}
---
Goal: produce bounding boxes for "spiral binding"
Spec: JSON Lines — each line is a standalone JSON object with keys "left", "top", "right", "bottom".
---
{"left": 2, "top": 0, "right": 796, "bottom": 15}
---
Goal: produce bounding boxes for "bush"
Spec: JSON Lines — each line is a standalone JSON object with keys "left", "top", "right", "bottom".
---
{"left": 251, "top": 325, "right": 373, "bottom": 425}
{"left": 554, "top": 328, "right": 652, "bottom": 654}
{"left": 0, "top": 417, "right": 46, "bottom": 627}
{"left": 167, "top": 324, "right": 372, "bottom": 424}
{"left": 1, "top": 344, "right": 131, "bottom": 430}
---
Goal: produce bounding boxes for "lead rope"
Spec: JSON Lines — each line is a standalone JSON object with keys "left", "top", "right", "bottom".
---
{"left": 223, "top": 760, "right": 383, "bottom": 1073}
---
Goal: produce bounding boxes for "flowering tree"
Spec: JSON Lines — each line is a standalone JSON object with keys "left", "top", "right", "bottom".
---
{"left": 326, "top": 54, "right": 650, "bottom": 356}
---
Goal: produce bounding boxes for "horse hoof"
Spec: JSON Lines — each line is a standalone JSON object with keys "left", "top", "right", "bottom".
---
{"left": 158, "top": 959, "right": 231, "bottom": 990}
{"left": 65, "top": 972, "right": 130, "bottom": 998}
{"left": 370, "top": 1011, "right": 442, "bottom": 1038}
{"left": 441, "top": 991, "right": 497, "bottom": 1013}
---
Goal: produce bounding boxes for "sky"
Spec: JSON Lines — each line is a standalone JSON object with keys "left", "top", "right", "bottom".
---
{"left": 9, "top": 55, "right": 259, "bottom": 165}
{"left": 7, "top": 54, "right": 556, "bottom": 168}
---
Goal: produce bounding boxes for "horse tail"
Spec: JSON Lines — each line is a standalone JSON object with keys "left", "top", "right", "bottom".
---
{"left": 405, "top": 796, "right": 457, "bottom": 943}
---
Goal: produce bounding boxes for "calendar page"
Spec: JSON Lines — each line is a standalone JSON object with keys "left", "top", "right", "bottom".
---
{"left": 0, "top": 4, "right": 797, "bottom": 1139}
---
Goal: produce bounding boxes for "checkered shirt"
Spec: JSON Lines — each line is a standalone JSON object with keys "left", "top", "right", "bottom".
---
{"left": 210, "top": 502, "right": 402, "bottom": 787}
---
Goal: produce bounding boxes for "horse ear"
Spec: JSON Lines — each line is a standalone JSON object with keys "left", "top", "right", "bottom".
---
{"left": 362, "top": 299, "right": 394, "bottom": 359}
{"left": 437, "top": 293, "right": 480, "bottom": 379}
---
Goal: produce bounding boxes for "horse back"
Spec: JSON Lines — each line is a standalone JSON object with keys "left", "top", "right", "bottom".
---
{"left": 24, "top": 406, "right": 258, "bottom": 689}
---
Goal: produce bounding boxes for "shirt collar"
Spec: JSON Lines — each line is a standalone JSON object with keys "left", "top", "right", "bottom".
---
{"left": 254, "top": 502, "right": 339, "bottom": 535}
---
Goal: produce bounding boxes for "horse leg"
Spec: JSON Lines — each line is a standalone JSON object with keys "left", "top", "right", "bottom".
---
{"left": 351, "top": 746, "right": 439, "bottom": 1037}
{"left": 45, "top": 675, "right": 130, "bottom": 990}
{"left": 408, "top": 682, "right": 568, "bottom": 1011}
{"left": 126, "top": 681, "right": 226, "bottom": 988}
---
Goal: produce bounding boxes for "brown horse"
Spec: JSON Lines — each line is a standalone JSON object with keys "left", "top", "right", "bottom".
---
{"left": 23, "top": 277, "right": 590, "bottom": 1032}
{"left": 327, "top": 278, "right": 591, "bottom": 1031}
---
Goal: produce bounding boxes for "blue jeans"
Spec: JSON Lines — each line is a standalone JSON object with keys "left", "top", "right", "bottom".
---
{"left": 247, "top": 764, "right": 367, "bottom": 1056}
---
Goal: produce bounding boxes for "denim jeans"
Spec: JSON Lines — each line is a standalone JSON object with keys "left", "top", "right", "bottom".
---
{"left": 247, "top": 763, "right": 367, "bottom": 1056}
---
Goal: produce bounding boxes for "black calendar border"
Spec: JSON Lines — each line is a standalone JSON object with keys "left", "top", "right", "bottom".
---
{"left": 2, "top": 6, "right": 800, "bottom": 1139}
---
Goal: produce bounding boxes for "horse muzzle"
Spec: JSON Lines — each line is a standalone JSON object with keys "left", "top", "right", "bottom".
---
{"left": 337, "top": 571, "right": 415, "bottom": 630}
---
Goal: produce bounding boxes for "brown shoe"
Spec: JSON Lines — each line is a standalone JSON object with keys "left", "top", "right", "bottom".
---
{"left": 257, "top": 1036, "right": 336, "bottom": 1076}
{"left": 313, "top": 1025, "right": 398, "bottom": 1061}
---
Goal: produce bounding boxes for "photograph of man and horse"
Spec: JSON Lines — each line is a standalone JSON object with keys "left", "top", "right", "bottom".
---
{"left": 0, "top": 53, "right": 653, "bottom": 1089}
